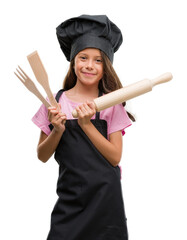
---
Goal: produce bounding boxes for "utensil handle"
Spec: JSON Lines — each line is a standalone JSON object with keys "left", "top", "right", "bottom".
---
{"left": 72, "top": 72, "right": 173, "bottom": 118}
{"left": 45, "top": 87, "right": 59, "bottom": 109}
{"left": 31, "top": 86, "right": 51, "bottom": 108}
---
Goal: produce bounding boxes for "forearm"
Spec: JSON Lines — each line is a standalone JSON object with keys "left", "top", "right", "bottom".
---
{"left": 37, "top": 129, "right": 64, "bottom": 163}
{"left": 80, "top": 122, "right": 122, "bottom": 167}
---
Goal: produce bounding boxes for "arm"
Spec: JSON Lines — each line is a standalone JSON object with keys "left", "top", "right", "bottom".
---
{"left": 81, "top": 123, "right": 122, "bottom": 167}
{"left": 37, "top": 104, "right": 67, "bottom": 163}
{"left": 76, "top": 102, "right": 122, "bottom": 167}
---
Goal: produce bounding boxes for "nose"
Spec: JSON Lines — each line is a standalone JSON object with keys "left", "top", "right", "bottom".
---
{"left": 86, "top": 59, "right": 94, "bottom": 70}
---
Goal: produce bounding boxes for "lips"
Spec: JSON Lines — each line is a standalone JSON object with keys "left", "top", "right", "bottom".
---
{"left": 82, "top": 72, "right": 96, "bottom": 76}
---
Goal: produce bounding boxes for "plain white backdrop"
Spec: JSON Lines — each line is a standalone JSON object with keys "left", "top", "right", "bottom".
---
{"left": 1, "top": 0, "right": 187, "bottom": 239}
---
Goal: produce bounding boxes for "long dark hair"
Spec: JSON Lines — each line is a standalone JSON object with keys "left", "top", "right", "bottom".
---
{"left": 63, "top": 50, "right": 135, "bottom": 122}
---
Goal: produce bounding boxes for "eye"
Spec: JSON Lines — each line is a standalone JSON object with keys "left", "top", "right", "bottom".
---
{"left": 80, "top": 56, "right": 87, "bottom": 60}
{"left": 96, "top": 59, "right": 103, "bottom": 63}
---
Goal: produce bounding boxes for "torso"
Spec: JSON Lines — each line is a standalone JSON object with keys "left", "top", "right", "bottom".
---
{"left": 46, "top": 90, "right": 128, "bottom": 240}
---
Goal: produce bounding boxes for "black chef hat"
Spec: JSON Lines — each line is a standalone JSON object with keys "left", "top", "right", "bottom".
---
{"left": 56, "top": 15, "right": 123, "bottom": 63}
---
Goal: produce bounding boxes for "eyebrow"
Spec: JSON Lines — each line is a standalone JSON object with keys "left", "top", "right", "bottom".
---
{"left": 78, "top": 52, "right": 102, "bottom": 58}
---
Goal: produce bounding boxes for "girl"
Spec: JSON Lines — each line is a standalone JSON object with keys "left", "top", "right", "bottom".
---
{"left": 32, "top": 15, "right": 134, "bottom": 240}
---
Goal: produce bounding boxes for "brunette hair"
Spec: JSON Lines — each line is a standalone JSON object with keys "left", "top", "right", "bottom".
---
{"left": 63, "top": 50, "right": 135, "bottom": 122}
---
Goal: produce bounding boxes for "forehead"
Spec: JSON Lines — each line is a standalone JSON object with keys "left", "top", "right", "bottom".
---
{"left": 77, "top": 48, "right": 102, "bottom": 56}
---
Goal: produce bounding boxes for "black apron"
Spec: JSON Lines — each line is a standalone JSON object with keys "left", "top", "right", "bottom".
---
{"left": 47, "top": 90, "right": 128, "bottom": 240}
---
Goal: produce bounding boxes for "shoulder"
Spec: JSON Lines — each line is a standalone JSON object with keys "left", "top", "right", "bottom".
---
{"left": 32, "top": 101, "right": 51, "bottom": 135}
{"left": 100, "top": 103, "right": 132, "bottom": 135}
{"left": 31, "top": 91, "right": 61, "bottom": 135}
{"left": 100, "top": 103, "right": 127, "bottom": 121}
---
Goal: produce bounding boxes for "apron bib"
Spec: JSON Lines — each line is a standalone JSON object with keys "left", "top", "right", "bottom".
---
{"left": 47, "top": 90, "right": 128, "bottom": 240}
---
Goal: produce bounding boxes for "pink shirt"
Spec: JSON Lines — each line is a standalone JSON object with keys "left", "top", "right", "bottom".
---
{"left": 32, "top": 91, "right": 132, "bottom": 138}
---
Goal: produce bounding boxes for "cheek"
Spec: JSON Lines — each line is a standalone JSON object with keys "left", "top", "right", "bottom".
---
{"left": 74, "top": 61, "right": 84, "bottom": 71}
{"left": 98, "top": 66, "right": 104, "bottom": 78}
{"left": 74, "top": 63, "right": 81, "bottom": 76}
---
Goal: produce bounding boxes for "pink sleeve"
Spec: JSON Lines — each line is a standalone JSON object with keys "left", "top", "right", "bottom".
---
{"left": 32, "top": 104, "right": 51, "bottom": 136}
{"left": 108, "top": 104, "right": 132, "bottom": 136}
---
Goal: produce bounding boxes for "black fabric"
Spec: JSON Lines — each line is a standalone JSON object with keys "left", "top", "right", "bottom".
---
{"left": 56, "top": 15, "right": 123, "bottom": 63}
{"left": 47, "top": 90, "right": 128, "bottom": 239}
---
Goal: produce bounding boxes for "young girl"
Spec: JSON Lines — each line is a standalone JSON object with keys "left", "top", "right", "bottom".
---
{"left": 32, "top": 15, "right": 134, "bottom": 240}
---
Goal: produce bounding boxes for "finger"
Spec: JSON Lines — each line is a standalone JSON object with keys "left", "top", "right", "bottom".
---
{"left": 86, "top": 101, "right": 96, "bottom": 111}
{"left": 48, "top": 105, "right": 59, "bottom": 115}
{"left": 54, "top": 112, "right": 65, "bottom": 121}
{"left": 48, "top": 109, "right": 58, "bottom": 118}
{"left": 49, "top": 104, "right": 61, "bottom": 113}
{"left": 50, "top": 109, "right": 59, "bottom": 114}
{"left": 82, "top": 103, "right": 95, "bottom": 115}
{"left": 48, "top": 106, "right": 57, "bottom": 111}
{"left": 62, "top": 119, "right": 66, "bottom": 125}
{"left": 51, "top": 115, "right": 63, "bottom": 126}
{"left": 80, "top": 104, "right": 88, "bottom": 113}
{"left": 60, "top": 115, "right": 67, "bottom": 124}
{"left": 56, "top": 115, "right": 67, "bottom": 125}
{"left": 82, "top": 104, "right": 91, "bottom": 114}
{"left": 76, "top": 106, "right": 84, "bottom": 118}
{"left": 80, "top": 105, "right": 90, "bottom": 116}
{"left": 59, "top": 112, "right": 66, "bottom": 119}
{"left": 48, "top": 110, "right": 59, "bottom": 122}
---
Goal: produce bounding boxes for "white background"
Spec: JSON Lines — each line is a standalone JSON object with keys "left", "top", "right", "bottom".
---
{"left": 1, "top": 0, "right": 187, "bottom": 239}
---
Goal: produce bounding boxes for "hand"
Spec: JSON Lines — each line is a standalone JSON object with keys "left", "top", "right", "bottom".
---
{"left": 76, "top": 101, "right": 96, "bottom": 126}
{"left": 48, "top": 103, "right": 67, "bottom": 133}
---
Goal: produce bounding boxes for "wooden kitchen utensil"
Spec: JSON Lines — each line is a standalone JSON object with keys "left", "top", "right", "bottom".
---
{"left": 27, "top": 51, "right": 59, "bottom": 109}
{"left": 14, "top": 65, "right": 50, "bottom": 108}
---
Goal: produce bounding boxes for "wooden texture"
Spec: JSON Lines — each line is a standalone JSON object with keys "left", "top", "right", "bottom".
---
{"left": 27, "top": 51, "right": 59, "bottom": 109}
{"left": 14, "top": 66, "right": 50, "bottom": 108}
{"left": 72, "top": 72, "right": 173, "bottom": 118}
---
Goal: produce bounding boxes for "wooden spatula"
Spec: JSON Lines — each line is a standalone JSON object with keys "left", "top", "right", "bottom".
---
{"left": 27, "top": 51, "right": 59, "bottom": 109}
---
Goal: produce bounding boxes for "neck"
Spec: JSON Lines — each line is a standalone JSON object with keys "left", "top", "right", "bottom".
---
{"left": 72, "top": 81, "right": 99, "bottom": 99}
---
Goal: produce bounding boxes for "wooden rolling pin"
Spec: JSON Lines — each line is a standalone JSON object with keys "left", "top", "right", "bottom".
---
{"left": 72, "top": 72, "right": 173, "bottom": 118}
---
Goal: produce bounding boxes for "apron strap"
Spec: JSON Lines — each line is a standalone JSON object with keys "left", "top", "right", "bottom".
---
{"left": 48, "top": 89, "right": 65, "bottom": 131}
{"left": 96, "top": 90, "right": 102, "bottom": 120}
{"left": 56, "top": 89, "right": 65, "bottom": 102}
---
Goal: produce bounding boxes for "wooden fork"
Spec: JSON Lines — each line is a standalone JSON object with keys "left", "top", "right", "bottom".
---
{"left": 14, "top": 66, "right": 51, "bottom": 108}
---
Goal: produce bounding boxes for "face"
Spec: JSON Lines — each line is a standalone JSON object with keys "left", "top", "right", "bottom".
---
{"left": 74, "top": 48, "right": 104, "bottom": 87}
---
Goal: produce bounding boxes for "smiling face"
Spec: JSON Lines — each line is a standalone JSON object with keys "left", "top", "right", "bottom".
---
{"left": 74, "top": 48, "right": 104, "bottom": 88}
